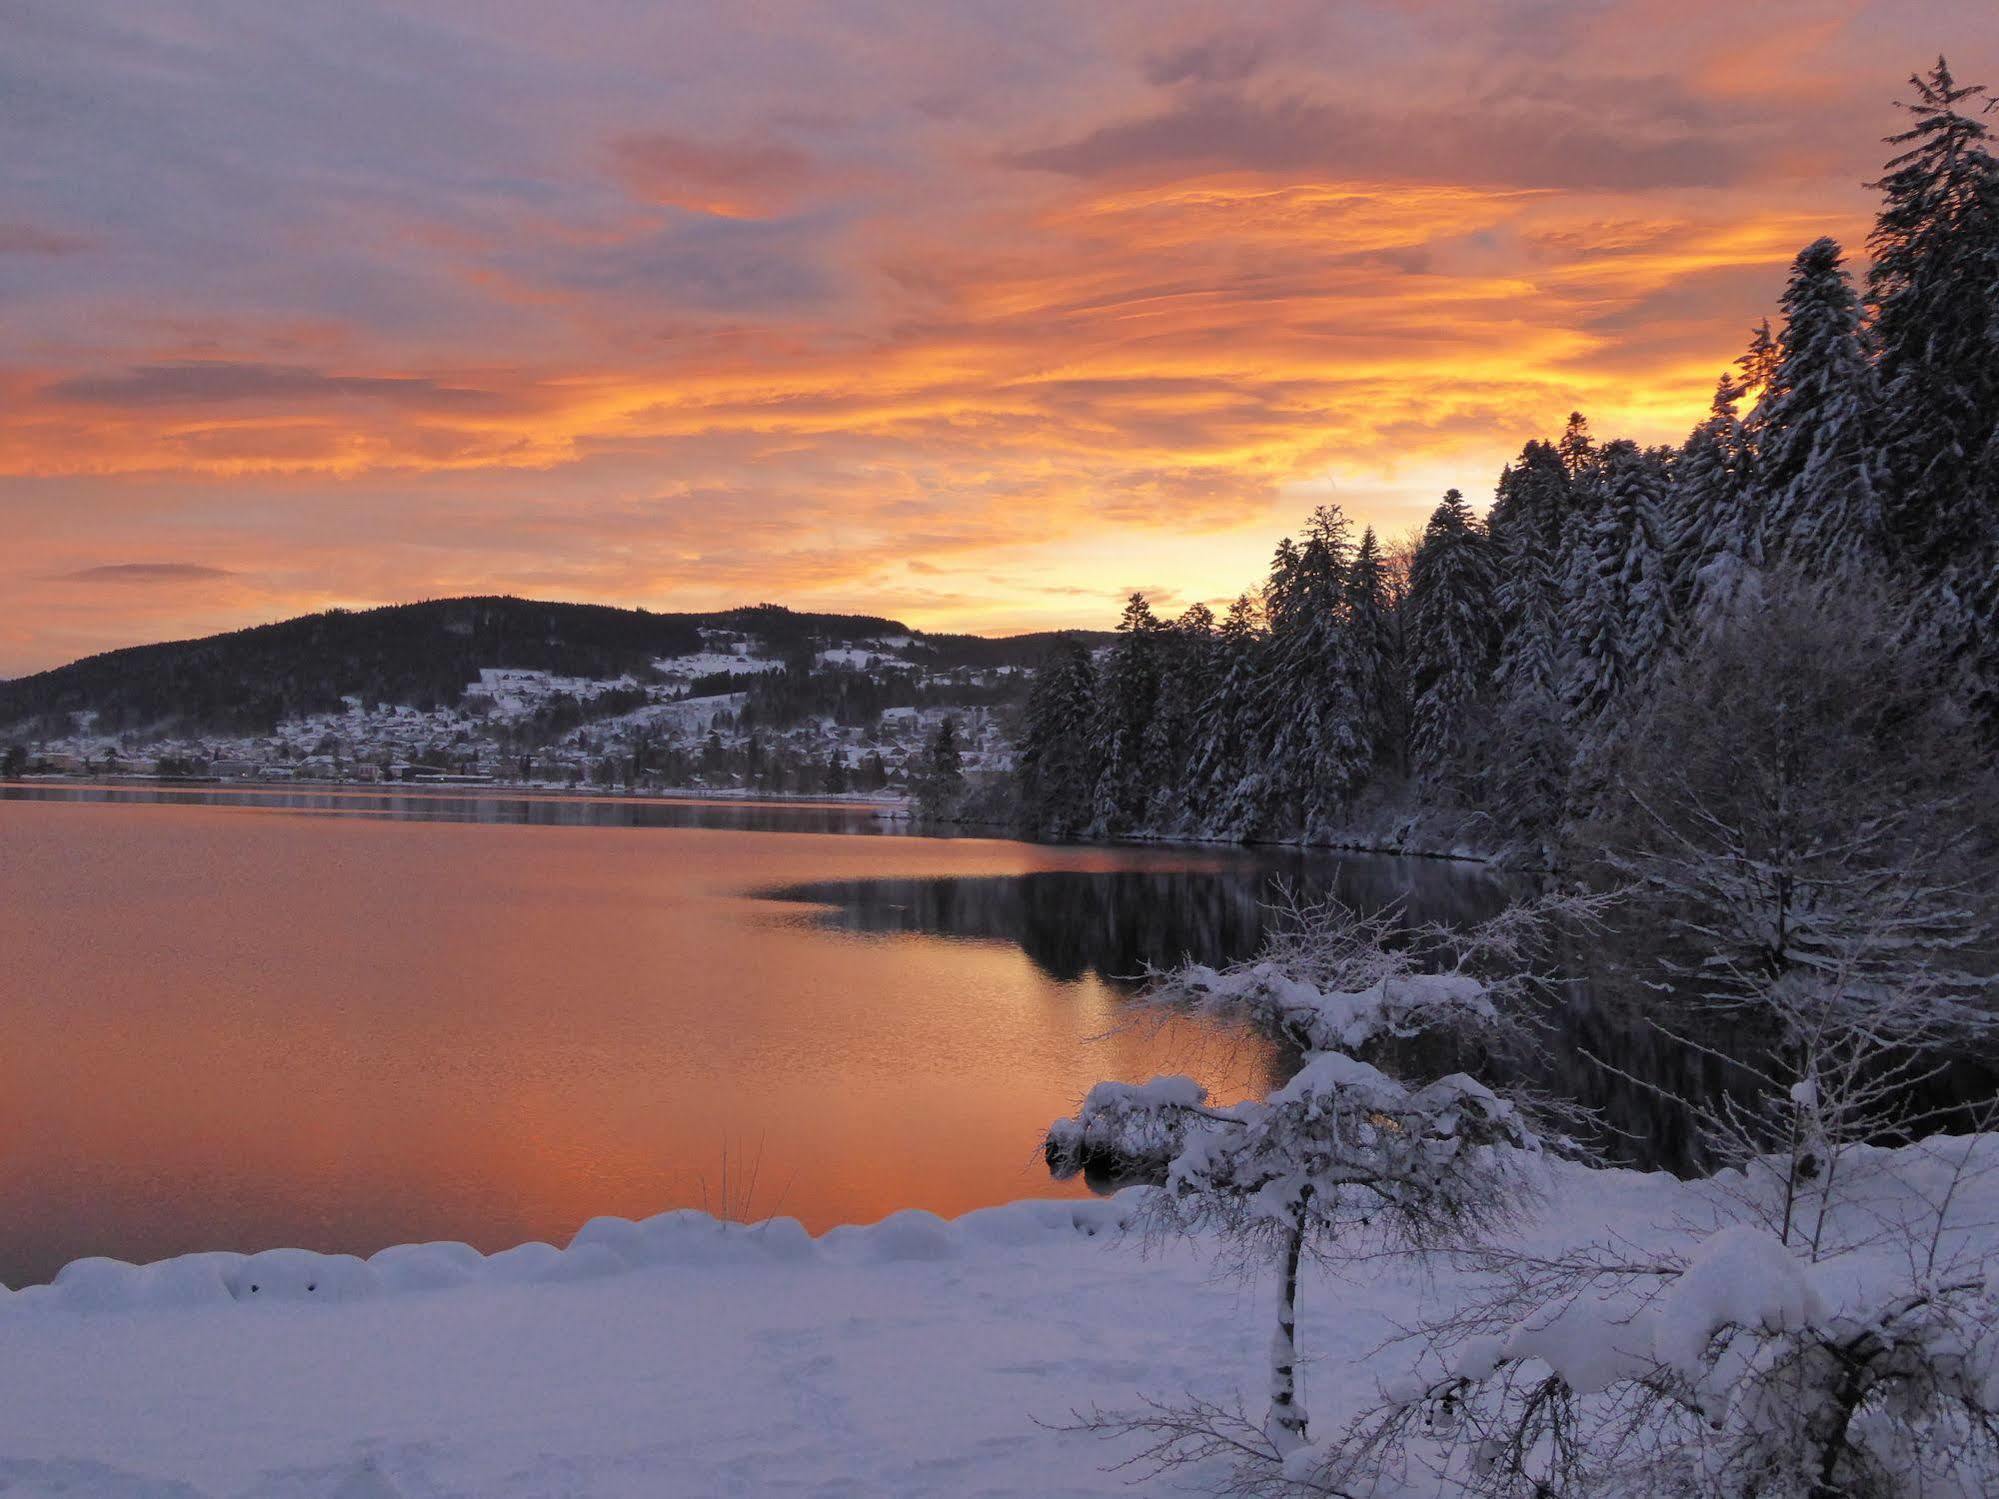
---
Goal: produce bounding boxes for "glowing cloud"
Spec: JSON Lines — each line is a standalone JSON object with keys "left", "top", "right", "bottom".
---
{"left": 0, "top": 0, "right": 1990, "bottom": 674}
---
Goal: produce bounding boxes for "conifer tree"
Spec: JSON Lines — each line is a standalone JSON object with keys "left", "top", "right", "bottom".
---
{"left": 1089, "top": 594, "right": 1166, "bottom": 834}
{"left": 1752, "top": 238, "right": 1885, "bottom": 577}
{"left": 1490, "top": 483, "right": 1568, "bottom": 842}
{"left": 1491, "top": 439, "right": 1572, "bottom": 561}
{"left": 1014, "top": 637, "right": 1098, "bottom": 837}
{"left": 1556, "top": 411, "right": 1596, "bottom": 483}
{"left": 1868, "top": 58, "right": 1999, "bottom": 730}
{"left": 1260, "top": 506, "right": 1365, "bottom": 833}
{"left": 1735, "top": 317, "right": 1781, "bottom": 404}
{"left": 1563, "top": 442, "right": 1673, "bottom": 726}
{"left": 1611, "top": 444, "right": 1677, "bottom": 686}
{"left": 916, "top": 717, "right": 964, "bottom": 819}
{"left": 1188, "top": 595, "right": 1271, "bottom": 838}
{"left": 1343, "top": 529, "right": 1400, "bottom": 786}
{"left": 1406, "top": 490, "right": 1498, "bottom": 791}
{"left": 1143, "top": 604, "right": 1219, "bottom": 833}
{"left": 1669, "top": 374, "right": 1749, "bottom": 621}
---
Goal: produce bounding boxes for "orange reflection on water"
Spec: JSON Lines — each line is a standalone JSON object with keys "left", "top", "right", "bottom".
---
{"left": 0, "top": 795, "right": 1274, "bottom": 1284}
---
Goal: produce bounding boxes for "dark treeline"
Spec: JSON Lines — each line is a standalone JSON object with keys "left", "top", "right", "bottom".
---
{"left": 732, "top": 661, "right": 1021, "bottom": 734}
{"left": 1014, "top": 60, "right": 1999, "bottom": 863}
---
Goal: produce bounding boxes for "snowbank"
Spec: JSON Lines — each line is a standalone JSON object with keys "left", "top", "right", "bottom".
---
{"left": 4, "top": 1194, "right": 1148, "bottom": 1314}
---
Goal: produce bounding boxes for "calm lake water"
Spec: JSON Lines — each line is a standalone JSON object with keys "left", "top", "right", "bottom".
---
{"left": 0, "top": 785, "right": 1532, "bottom": 1286}
{"left": 1, "top": 783, "right": 1768, "bottom": 1287}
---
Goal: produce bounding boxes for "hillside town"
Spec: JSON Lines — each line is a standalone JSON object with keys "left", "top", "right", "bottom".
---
{"left": 2, "top": 626, "right": 1020, "bottom": 802}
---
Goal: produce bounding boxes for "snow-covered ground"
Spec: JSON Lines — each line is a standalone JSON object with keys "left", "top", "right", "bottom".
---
{"left": 4, "top": 1140, "right": 1992, "bottom": 1498}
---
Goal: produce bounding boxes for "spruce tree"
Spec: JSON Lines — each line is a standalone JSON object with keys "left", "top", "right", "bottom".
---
{"left": 1753, "top": 238, "right": 1885, "bottom": 577}
{"left": 1669, "top": 374, "right": 1750, "bottom": 622}
{"left": 1563, "top": 442, "right": 1673, "bottom": 726}
{"left": 1868, "top": 58, "right": 1999, "bottom": 730}
{"left": 1406, "top": 490, "right": 1499, "bottom": 792}
{"left": 1556, "top": 412, "right": 1596, "bottom": 483}
{"left": 1260, "top": 506, "right": 1366, "bottom": 833}
{"left": 1492, "top": 439, "right": 1572, "bottom": 561}
{"left": 1491, "top": 470, "right": 1569, "bottom": 841}
{"left": 1015, "top": 637, "right": 1098, "bottom": 837}
{"left": 1613, "top": 445, "right": 1677, "bottom": 688}
{"left": 917, "top": 717, "right": 965, "bottom": 819}
{"left": 1343, "top": 529, "right": 1400, "bottom": 787}
{"left": 1089, "top": 593, "right": 1166, "bottom": 834}
{"left": 1188, "top": 595, "right": 1271, "bottom": 838}
{"left": 1735, "top": 317, "right": 1781, "bottom": 403}
{"left": 1143, "top": 604, "right": 1219, "bottom": 833}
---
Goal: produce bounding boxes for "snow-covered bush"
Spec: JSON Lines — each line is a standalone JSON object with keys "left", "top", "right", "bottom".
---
{"left": 1047, "top": 892, "right": 1603, "bottom": 1475}
{"left": 1303, "top": 1140, "right": 1999, "bottom": 1498}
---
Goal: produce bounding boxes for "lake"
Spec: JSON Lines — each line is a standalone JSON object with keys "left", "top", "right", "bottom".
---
{"left": 0, "top": 784, "right": 1740, "bottom": 1288}
{"left": 0, "top": 785, "right": 1522, "bottom": 1286}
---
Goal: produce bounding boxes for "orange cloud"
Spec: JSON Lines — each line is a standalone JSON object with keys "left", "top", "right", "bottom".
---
{"left": 0, "top": 1, "right": 1990, "bottom": 674}
{"left": 608, "top": 130, "right": 822, "bottom": 220}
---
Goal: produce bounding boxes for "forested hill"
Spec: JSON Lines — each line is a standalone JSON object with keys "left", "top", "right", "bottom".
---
{"left": 0, "top": 596, "right": 1105, "bottom": 736}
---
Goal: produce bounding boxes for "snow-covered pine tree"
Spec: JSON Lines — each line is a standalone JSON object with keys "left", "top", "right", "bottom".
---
{"left": 1617, "top": 445, "right": 1678, "bottom": 684}
{"left": 1188, "top": 595, "right": 1272, "bottom": 839}
{"left": 1752, "top": 237, "right": 1886, "bottom": 578}
{"left": 1141, "top": 604, "right": 1218, "bottom": 834}
{"left": 1668, "top": 375, "right": 1751, "bottom": 625}
{"left": 1490, "top": 470, "right": 1570, "bottom": 846}
{"left": 1014, "top": 636, "right": 1098, "bottom": 837}
{"left": 1406, "top": 490, "right": 1499, "bottom": 794}
{"left": 1259, "top": 506, "right": 1367, "bottom": 835}
{"left": 1089, "top": 593, "right": 1166, "bottom": 834}
{"left": 915, "top": 717, "right": 964, "bottom": 819}
{"left": 1868, "top": 58, "right": 1999, "bottom": 734}
{"left": 1732, "top": 318, "right": 1781, "bottom": 560}
{"left": 1563, "top": 442, "right": 1674, "bottom": 729}
{"left": 1343, "top": 528, "right": 1400, "bottom": 788}
{"left": 1491, "top": 438, "right": 1572, "bottom": 563}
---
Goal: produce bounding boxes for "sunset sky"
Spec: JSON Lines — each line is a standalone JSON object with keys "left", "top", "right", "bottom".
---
{"left": 2, "top": 1, "right": 1991, "bottom": 677}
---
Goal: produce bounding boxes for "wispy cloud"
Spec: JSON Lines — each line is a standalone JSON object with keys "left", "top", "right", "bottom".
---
{"left": 49, "top": 362, "right": 498, "bottom": 410}
{"left": 0, "top": 222, "right": 92, "bottom": 256}
{"left": 57, "top": 563, "right": 237, "bottom": 584}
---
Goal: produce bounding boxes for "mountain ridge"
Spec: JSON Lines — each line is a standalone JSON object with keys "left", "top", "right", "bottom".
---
{"left": 0, "top": 595, "right": 1111, "bottom": 737}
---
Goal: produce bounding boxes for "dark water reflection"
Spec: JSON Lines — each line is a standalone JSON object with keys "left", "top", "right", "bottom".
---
{"left": 766, "top": 858, "right": 1512, "bottom": 987}
{"left": 766, "top": 864, "right": 1992, "bottom": 1178}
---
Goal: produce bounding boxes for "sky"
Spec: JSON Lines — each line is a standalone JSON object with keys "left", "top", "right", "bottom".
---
{"left": 0, "top": 0, "right": 1991, "bottom": 677}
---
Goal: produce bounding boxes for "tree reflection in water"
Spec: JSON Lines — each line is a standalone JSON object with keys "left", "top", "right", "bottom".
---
{"left": 767, "top": 858, "right": 1994, "bottom": 1178}
{"left": 768, "top": 858, "right": 1509, "bottom": 988}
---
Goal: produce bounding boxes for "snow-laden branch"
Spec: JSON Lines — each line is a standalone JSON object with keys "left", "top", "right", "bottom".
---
{"left": 1131, "top": 886, "right": 1616, "bottom": 1056}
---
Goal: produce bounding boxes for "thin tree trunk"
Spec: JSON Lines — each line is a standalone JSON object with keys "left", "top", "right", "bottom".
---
{"left": 1268, "top": 1203, "right": 1310, "bottom": 1454}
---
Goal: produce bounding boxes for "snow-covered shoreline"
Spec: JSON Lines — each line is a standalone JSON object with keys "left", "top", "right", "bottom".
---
{"left": 4, "top": 1141, "right": 1992, "bottom": 1498}
{"left": 1, "top": 1193, "right": 1149, "bottom": 1309}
